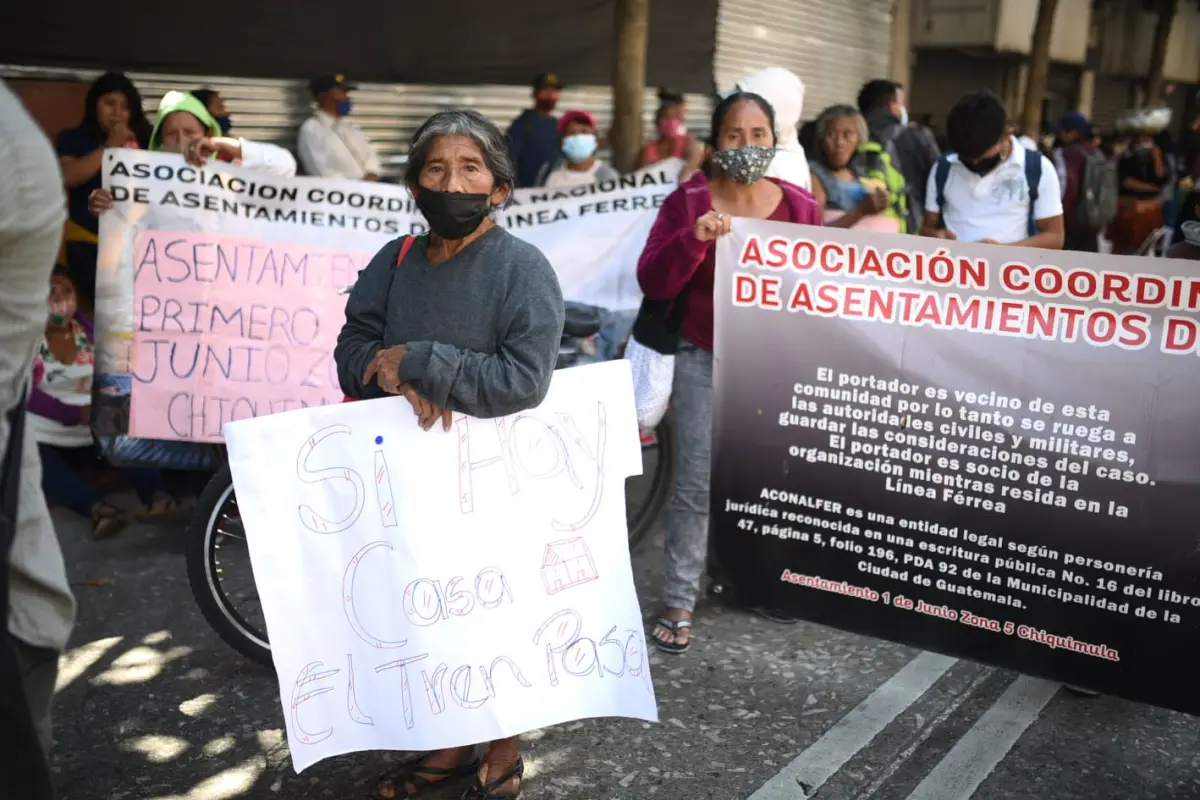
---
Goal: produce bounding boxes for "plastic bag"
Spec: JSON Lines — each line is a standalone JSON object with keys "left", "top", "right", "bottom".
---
{"left": 624, "top": 336, "right": 674, "bottom": 429}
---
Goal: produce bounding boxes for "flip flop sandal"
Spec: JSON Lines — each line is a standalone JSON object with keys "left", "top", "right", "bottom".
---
{"left": 91, "top": 504, "right": 129, "bottom": 540}
{"left": 375, "top": 756, "right": 482, "bottom": 799}
{"left": 650, "top": 617, "right": 692, "bottom": 654}
{"left": 462, "top": 758, "right": 523, "bottom": 799}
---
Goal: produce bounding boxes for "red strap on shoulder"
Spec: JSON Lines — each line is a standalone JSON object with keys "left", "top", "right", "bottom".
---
{"left": 395, "top": 235, "right": 416, "bottom": 267}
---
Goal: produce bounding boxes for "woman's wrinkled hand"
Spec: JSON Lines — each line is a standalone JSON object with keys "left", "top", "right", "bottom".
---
{"left": 89, "top": 188, "right": 114, "bottom": 216}
{"left": 400, "top": 386, "right": 453, "bottom": 432}
{"left": 363, "top": 345, "right": 408, "bottom": 395}
{"left": 694, "top": 209, "right": 732, "bottom": 242}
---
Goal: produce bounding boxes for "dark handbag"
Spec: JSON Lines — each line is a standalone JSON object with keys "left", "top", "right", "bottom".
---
{"left": 0, "top": 388, "right": 56, "bottom": 800}
{"left": 630, "top": 291, "right": 690, "bottom": 356}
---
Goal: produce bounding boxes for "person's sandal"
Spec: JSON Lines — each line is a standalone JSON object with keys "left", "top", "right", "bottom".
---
{"left": 462, "top": 758, "right": 523, "bottom": 800}
{"left": 91, "top": 503, "right": 129, "bottom": 540}
{"left": 651, "top": 617, "right": 692, "bottom": 654}
{"left": 375, "top": 755, "right": 481, "bottom": 799}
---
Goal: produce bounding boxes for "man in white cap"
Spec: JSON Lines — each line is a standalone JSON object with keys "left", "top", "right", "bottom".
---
{"left": 680, "top": 67, "right": 812, "bottom": 191}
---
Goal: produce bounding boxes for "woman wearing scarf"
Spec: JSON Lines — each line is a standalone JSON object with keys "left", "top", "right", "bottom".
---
{"left": 88, "top": 91, "right": 296, "bottom": 215}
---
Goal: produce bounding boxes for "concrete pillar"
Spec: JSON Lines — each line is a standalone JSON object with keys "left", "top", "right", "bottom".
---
{"left": 1077, "top": 69, "right": 1095, "bottom": 115}
{"left": 890, "top": 0, "right": 913, "bottom": 89}
{"left": 1001, "top": 62, "right": 1030, "bottom": 119}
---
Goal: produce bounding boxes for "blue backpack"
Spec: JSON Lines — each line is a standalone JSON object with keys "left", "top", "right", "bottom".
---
{"left": 934, "top": 150, "right": 1042, "bottom": 237}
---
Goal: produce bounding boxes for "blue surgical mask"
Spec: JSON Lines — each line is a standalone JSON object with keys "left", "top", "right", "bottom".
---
{"left": 562, "top": 133, "right": 597, "bottom": 163}
{"left": 215, "top": 116, "right": 233, "bottom": 135}
{"left": 335, "top": 99, "right": 353, "bottom": 117}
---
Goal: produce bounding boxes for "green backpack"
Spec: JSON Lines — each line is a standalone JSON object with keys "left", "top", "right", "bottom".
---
{"left": 856, "top": 142, "right": 909, "bottom": 233}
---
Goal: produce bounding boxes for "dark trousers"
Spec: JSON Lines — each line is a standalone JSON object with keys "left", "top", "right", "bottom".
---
{"left": 38, "top": 443, "right": 166, "bottom": 517}
{"left": 1064, "top": 230, "right": 1100, "bottom": 253}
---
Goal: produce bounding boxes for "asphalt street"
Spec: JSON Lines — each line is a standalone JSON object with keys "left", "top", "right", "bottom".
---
{"left": 46, "top": 490, "right": 1200, "bottom": 800}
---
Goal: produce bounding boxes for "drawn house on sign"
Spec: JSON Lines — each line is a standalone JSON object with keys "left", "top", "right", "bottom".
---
{"left": 541, "top": 537, "right": 599, "bottom": 595}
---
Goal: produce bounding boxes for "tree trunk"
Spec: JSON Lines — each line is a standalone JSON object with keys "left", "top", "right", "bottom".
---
{"left": 611, "top": 0, "right": 651, "bottom": 173}
{"left": 1145, "top": 0, "right": 1178, "bottom": 107}
{"left": 1020, "top": 0, "right": 1059, "bottom": 139}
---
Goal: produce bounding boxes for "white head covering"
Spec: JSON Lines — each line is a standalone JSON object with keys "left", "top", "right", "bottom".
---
{"left": 731, "top": 67, "right": 811, "bottom": 190}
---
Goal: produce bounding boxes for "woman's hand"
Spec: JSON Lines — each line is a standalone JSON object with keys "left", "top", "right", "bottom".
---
{"left": 363, "top": 345, "right": 408, "bottom": 394}
{"left": 185, "top": 137, "right": 241, "bottom": 166}
{"left": 88, "top": 188, "right": 114, "bottom": 216}
{"left": 400, "top": 386, "right": 453, "bottom": 432}
{"left": 694, "top": 210, "right": 732, "bottom": 242}
{"left": 105, "top": 122, "right": 133, "bottom": 148}
{"left": 858, "top": 187, "right": 889, "bottom": 215}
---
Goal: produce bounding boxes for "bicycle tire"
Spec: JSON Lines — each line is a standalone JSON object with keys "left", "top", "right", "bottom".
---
{"left": 626, "top": 416, "right": 676, "bottom": 548}
{"left": 185, "top": 464, "right": 272, "bottom": 667}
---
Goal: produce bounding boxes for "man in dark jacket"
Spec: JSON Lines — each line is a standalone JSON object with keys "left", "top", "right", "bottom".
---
{"left": 506, "top": 72, "right": 563, "bottom": 188}
{"left": 857, "top": 79, "right": 940, "bottom": 232}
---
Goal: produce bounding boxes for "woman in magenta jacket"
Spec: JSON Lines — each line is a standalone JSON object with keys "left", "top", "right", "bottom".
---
{"left": 637, "top": 91, "right": 823, "bottom": 653}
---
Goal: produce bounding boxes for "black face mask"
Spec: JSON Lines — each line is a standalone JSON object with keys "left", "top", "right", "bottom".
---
{"left": 963, "top": 153, "right": 1002, "bottom": 176}
{"left": 415, "top": 189, "right": 492, "bottom": 240}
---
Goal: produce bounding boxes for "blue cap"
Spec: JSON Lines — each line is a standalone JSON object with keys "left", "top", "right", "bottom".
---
{"left": 1058, "top": 111, "right": 1091, "bottom": 135}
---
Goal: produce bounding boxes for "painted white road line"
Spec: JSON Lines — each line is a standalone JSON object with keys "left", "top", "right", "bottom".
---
{"left": 852, "top": 667, "right": 995, "bottom": 800}
{"left": 904, "top": 676, "right": 1060, "bottom": 800}
{"left": 748, "top": 651, "right": 958, "bottom": 800}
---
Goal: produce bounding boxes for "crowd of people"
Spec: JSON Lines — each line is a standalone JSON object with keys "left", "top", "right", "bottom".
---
{"left": 4, "top": 61, "right": 1200, "bottom": 800}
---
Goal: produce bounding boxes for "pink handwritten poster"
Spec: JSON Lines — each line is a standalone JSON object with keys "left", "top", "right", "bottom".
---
{"left": 129, "top": 230, "right": 373, "bottom": 442}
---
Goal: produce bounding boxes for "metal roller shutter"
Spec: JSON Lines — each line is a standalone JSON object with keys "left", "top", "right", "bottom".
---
{"left": 909, "top": 50, "right": 1006, "bottom": 126}
{"left": 1091, "top": 77, "right": 1134, "bottom": 133}
{"left": 713, "top": 0, "right": 894, "bottom": 120}
{"left": 1, "top": 64, "right": 712, "bottom": 177}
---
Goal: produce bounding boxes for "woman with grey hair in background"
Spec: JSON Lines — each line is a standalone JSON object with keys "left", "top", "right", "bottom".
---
{"left": 808, "top": 104, "right": 908, "bottom": 233}
{"left": 335, "top": 109, "right": 565, "bottom": 799}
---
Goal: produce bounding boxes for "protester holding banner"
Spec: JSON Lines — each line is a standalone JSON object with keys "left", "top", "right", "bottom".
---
{"left": 808, "top": 104, "right": 908, "bottom": 233}
{"left": 921, "top": 90, "right": 1064, "bottom": 249}
{"left": 335, "top": 108, "right": 564, "bottom": 799}
{"left": 89, "top": 91, "right": 297, "bottom": 215}
{"left": 55, "top": 71, "right": 152, "bottom": 308}
{"left": 637, "top": 91, "right": 822, "bottom": 653}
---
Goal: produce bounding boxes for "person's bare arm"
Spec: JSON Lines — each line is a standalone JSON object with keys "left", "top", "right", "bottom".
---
{"left": 59, "top": 149, "right": 104, "bottom": 189}
{"left": 920, "top": 210, "right": 954, "bottom": 239}
{"left": 998, "top": 215, "right": 1065, "bottom": 250}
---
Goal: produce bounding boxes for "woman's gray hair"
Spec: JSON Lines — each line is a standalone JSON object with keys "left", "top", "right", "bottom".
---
{"left": 812, "top": 105, "right": 869, "bottom": 167}
{"left": 405, "top": 109, "right": 516, "bottom": 207}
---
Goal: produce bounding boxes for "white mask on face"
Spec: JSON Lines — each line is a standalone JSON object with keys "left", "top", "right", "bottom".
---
{"left": 899, "top": 107, "right": 909, "bottom": 127}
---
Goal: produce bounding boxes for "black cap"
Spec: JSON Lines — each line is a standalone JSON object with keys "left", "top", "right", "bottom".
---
{"left": 309, "top": 74, "right": 357, "bottom": 96}
{"left": 533, "top": 72, "right": 563, "bottom": 91}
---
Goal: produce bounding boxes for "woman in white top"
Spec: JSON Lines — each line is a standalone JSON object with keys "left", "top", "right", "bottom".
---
{"left": 29, "top": 269, "right": 179, "bottom": 539}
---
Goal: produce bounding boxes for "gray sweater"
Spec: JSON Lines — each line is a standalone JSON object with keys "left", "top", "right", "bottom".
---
{"left": 335, "top": 227, "right": 565, "bottom": 419}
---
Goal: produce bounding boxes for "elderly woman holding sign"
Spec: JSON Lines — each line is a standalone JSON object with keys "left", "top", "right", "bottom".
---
{"left": 335, "top": 109, "right": 565, "bottom": 799}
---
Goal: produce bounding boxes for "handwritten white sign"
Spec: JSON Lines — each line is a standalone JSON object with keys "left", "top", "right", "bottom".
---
{"left": 223, "top": 361, "right": 658, "bottom": 771}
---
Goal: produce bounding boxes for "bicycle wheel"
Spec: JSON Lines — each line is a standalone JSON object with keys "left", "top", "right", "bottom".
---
{"left": 185, "top": 464, "right": 272, "bottom": 667}
{"left": 625, "top": 416, "right": 675, "bottom": 547}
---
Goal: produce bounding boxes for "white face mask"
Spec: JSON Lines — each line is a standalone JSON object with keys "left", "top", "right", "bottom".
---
{"left": 899, "top": 107, "right": 909, "bottom": 127}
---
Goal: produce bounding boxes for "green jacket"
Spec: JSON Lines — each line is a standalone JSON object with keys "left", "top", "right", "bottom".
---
{"left": 148, "top": 91, "right": 220, "bottom": 151}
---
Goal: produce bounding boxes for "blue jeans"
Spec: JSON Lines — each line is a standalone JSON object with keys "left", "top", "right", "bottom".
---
{"left": 38, "top": 443, "right": 168, "bottom": 518}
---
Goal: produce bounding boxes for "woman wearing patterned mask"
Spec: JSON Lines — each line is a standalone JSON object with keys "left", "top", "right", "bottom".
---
{"left": 636, "top": 92, "right": 823, "bottom": 654}
{"left": 88, "top": 91, "right": 296, "bottom": 215}
{"left": 539, "top": 110, "right": 618, "bottom": 188}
